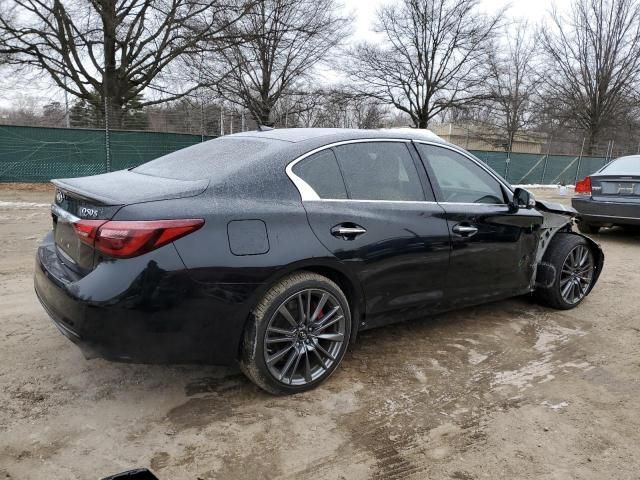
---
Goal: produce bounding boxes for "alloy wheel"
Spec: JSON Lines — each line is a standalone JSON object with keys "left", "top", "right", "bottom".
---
{"left": 559, "top": 244, "right": 594, "bottom": 305}
{"left": 263, "top": 288, "right": 346, "bottom": 386}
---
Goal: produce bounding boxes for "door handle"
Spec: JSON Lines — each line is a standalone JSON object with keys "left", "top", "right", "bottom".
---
{"left": 452, "top": 224, "right": 479, "bottom": 237}
{"left": 331, "top": 224, "right": 367, "bottom": 240}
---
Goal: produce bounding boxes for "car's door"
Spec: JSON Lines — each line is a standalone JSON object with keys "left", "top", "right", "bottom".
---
{"left": 414, "top": 142, "right": 544, "bottom": 307}
{"left": 289, "top": 140, "right": 451, "bottom": 328}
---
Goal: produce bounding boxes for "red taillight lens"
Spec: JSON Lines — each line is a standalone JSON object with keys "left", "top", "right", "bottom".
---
{"left": 575, "top": 176, "right": 592, "bottom": 195}
{"left": 73, "top": 220, "right": 107, "bottom": 244}
{"left": 73, "top": 219, "right": 204, "bottom": 258}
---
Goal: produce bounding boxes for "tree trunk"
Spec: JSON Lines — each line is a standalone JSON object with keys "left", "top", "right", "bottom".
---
{"left": 417, "top": 116, "right": 429, "bottom": 129}
{"left": 586, "top": 122, "right": 599, "bottom": 156}
{"left": 101, "top": 0, "right": 122, "bottom": 129}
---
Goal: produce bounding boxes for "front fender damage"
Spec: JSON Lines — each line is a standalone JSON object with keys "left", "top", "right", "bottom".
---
{"left": 532, "top": 208, "right": 604, "bottom": 293}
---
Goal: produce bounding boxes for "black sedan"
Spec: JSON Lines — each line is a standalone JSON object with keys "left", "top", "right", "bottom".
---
{"left": 573, "top": 155, "right": 640, "bottom": 233}
{"left": 35, "top": 128, "right": 604, "bottom": 394}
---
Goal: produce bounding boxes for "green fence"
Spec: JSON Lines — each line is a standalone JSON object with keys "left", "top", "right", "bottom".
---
{"left": 470, "top": 150, "right": 608, "bottom": 185}
{"left": 0, "top": 124, "right": 609, "bottom": 184}
{"left": 0, "top": 125, "right": 214, "bottom": 182}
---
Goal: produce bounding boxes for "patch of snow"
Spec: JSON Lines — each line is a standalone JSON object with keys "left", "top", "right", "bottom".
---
{"left": 542, "top": 401, "right": 569, "bottom": 411}
{"left": 0, "top": 201, "right": 49, "bottom": 209}
{"left": 535, "top": 324, "right": 586, "bottom": 353}
{"left": 467, "top": 349, "right": 488, "bottom": 365}
{"left": 493, "top": 359, "right": 556, "bottom": 389}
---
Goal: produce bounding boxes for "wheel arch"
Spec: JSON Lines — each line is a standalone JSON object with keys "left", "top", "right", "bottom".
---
{"left": 237, "top": 259, "right": 366, "bottom": 359}
{"left": 563, "top": 232, "right": 605, "bottom": 294}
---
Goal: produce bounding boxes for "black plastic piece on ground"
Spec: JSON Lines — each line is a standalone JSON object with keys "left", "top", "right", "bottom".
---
{"left": 101, "top": 468, "right": 159, "bottom": 480}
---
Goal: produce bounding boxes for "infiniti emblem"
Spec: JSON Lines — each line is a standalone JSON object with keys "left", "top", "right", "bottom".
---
{"left": 55, "top": 190, "right": 64, "bottom": 204}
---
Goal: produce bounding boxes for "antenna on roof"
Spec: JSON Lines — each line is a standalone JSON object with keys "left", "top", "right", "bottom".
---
{"left": 257, "top": 124, "right": 274, "bottom": 132}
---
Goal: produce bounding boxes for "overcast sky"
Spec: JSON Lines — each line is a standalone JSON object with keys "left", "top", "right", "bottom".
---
{"left": 0, "top": 0, "right": 560, "bottom": 110}
{"left": 342, "top": 0, "right": 557, "bottom": 41}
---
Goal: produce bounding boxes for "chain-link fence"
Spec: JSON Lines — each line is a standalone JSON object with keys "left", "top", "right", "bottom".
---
{"left": 0, "top": 125, "right": 215, "bottom": 182}
{"left": 471, "top": 151, "right": 608, "bottom": 185}
{"left": 0, "top": 124, "right": 610, "bottom": 184}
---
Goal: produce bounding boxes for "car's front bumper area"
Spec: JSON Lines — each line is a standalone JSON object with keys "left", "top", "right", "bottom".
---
{"left": 34, "top": 233, "right": 258, "bottom": 365}
{"left": 572, "top": 197, "right": 640, "bottom": 226}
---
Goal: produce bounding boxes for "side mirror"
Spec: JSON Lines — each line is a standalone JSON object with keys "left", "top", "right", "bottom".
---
{"left": 510, "top": 187, "right": 536, "bottom": 212}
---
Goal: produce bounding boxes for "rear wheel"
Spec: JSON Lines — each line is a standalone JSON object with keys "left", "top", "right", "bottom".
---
{"left": 577, "top": 221, "right": 600, "bottom": 234}
{"left": 240, "top": 272, "right": 351, "bottom": 395}
{"left": 536, "top": 233, "right": 596, "bottom": 310}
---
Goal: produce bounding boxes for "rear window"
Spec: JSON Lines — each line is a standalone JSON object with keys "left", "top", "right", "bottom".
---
{"left": 600, "top": 156, "right": 640, "bottom": 175}
{"left": 133, "top": 137, "right": 276, "bottom": 180}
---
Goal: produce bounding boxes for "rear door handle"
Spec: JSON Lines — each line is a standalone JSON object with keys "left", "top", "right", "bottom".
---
{"left": 331, "top": 224, "right": 367, "bottom": 240}
{"left": 452, "top": 224, "right": 479, "bottom": 237}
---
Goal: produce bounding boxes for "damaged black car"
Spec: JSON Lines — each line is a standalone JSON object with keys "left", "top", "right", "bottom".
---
{"left": 34, "top": 128, "right": 604, "bottom": 394}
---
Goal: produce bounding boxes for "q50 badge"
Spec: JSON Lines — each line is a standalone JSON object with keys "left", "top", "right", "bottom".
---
{"left": 80, "top": 207, "right": 99, "bottom": 218}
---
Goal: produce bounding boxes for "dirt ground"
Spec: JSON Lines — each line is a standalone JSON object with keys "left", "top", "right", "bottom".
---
{"left": 1, "top": 185, "right": 639, "bottom": 480}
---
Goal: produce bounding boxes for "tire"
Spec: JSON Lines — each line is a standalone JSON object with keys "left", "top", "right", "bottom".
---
{"left": 536, "top": 233, "right": 597, "bottom": 310}
{"left": 577, "top": 221, "right": 600, "bottom": 234}
{"left": 240, "top": 272, "right": 351, "bottom": 395}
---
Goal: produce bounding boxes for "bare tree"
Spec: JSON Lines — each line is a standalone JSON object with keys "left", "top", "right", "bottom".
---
{"left": 486, "top": 21, "right": 541, "bottom": 151}
{"left": 0, "top": 0, "right": 251, "bottom": 127}
{"left": 345, "top": 0, "right": 503, "bottom": 129}
{"left": 199, "top": 0, "right": 351, "bottom": 126}
{"left": 540, "top": 0, "right": 640, "bottom": 153}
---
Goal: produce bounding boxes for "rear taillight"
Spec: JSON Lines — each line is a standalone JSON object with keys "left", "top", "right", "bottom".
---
{"left": 575, "top": 176, "right": 592, "bottom": 195}
{"left": 72, "top": 220, "right": 107, "bottom": 243}
{"left": 73, "top": 219, "right": 204, "bottom": 258}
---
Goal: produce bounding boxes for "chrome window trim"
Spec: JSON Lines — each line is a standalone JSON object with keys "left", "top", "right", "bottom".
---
{"left": 285, "top": 137, "right": 515, "bottom": 206}
{"left": 306, "top": 198, "right": 439, "bottom": 205}
{"left": 285, "top": 138, "right": 412, "bottom": 202}
{"left": 51, "top": 204, "right": 80, "bottom": 223}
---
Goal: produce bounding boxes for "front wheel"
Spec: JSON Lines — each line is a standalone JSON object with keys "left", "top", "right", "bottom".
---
{"left": 536, "top": 233, "right": 597, "bottom": 310}
{"left": 240, "top": 272, "right": 351, "bottom": 395}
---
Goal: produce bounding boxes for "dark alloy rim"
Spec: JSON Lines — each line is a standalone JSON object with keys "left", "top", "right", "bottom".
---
{"left": 560, "top": 244, "right": 595, "bottom": 305}
{"left": 263, "top": 288, "right": 346, "bottom": 386}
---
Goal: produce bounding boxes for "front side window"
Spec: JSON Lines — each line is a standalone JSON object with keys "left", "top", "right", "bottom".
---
{"left": 333, "top": 142, "right": 425, "bottom": 201}
{"left": 417, "top": 144, "right": 505, "bottom": 204}
{"left": 292, "top": 149, "right": 348, "bottom": 199}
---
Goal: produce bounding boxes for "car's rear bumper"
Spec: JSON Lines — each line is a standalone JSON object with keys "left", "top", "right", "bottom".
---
{"left": 34, "top": 233, "right": 258, "bottom": 365}
{"left": 571, "top": 197, "right": 640, "bottom": 226}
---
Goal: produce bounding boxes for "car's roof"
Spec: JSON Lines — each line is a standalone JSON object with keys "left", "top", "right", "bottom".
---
{"left": 230, "top": 127, "right": 447, "bottom": 145}
{"left": 130, "top": 127, "right": 455, "bottom": 200}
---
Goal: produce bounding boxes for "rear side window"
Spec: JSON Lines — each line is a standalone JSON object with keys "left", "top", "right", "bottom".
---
{"left": 333, "top": 142, "right": 425, "bottom": 201}
{"left": 417, "top": 144, "right": 505, "bottom": 204}
{"left": 292, "top": 149, "right": 348, "bottom": 199}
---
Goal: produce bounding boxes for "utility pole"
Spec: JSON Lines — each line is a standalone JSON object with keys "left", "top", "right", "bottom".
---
{"left": 220, "top": 106, "right": 224, "bottom": 136}
{"left": 64, "top": 77, "right": 70, "bottom": 128}
{"left": 541, "top": 135, "right": 553, "bottom": 184}
{"left": 200, "top": 101, "right": 205, "bottom": 142}
{"left": 575, "top": 137, "right": 586, "bottom": 184}
{"left": 103, "top": 80, "right": 111, "bottom": 173}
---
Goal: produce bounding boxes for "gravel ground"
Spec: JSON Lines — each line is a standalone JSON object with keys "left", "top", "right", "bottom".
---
{"left": 1, "top": 185, "right": 639, "bottom": 479}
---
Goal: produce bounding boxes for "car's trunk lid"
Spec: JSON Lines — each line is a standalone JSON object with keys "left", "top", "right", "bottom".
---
{"left": 51, "top": 170, "right": 208, "bottom": 274}
{"left": 591, "top": 174, "right": 640, "bottom": 200}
